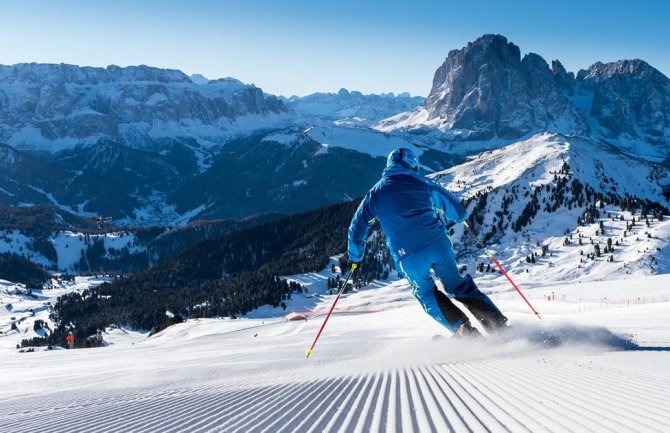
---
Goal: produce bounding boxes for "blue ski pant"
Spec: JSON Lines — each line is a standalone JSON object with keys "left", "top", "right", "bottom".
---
{"left": 397, "top": 237, "right": 496, "bottom": 332}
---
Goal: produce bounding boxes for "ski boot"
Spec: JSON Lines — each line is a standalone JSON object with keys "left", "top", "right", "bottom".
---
{"left": 451, "top": 275, "right": 509, "bottom": 334}
{"left": 454, "top": 321, "right": 482, "bottom": 339}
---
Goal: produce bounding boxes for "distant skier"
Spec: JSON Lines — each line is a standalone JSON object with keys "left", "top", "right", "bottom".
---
{"left": 348, "top": 148, "right": 508, "bottom": 337}
{"left": 66, "top": 332, "right": 75, "bottom": 349}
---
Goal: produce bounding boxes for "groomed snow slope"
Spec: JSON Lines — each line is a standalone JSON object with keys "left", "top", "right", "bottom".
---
{"left": 1, "top": 274, "right": 669, "bottom": 433}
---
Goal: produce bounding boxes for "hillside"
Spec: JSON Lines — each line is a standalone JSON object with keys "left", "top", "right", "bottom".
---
{"left": 27, "top": 200, "right": 393, "bottom": 348}
{"left": 10, "top": 132, "right": 667, "bottom": 348}
{"left": 434, "top": 133, "right": 670, "bottom": 284}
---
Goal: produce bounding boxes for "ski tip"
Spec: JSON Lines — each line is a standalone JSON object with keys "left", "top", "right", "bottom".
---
{"left": 305, "top": 348, "right": 315, "bottom": 358}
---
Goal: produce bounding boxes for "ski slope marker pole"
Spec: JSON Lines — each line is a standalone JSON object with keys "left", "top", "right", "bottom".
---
{"left": 462, "top": 221, "right": 542, "bottom": 319}
{"left": 305, "top": 263, "right": 357, "bottom": 358}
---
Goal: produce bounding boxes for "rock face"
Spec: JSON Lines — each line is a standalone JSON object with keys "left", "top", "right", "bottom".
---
{"left": 382, "top": 34, "right": 670, "bottom": 155}
{"left": 577, "top": 60, "right": 670, "bottom": 145}
{"left": 422, "top": 35, "right": 587, "bottom": 140}
{"left": 0, "top": 63, "right": 288, "bottom": 152}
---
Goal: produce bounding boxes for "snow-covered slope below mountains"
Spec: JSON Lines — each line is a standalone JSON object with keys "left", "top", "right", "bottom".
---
{"left": 304, "top": 124, "right": 423, "bottom": 158}
{"left": 436, "top": 133, "right": 669, "bottom": 202}
{"left": 432, "top": 133, "right": 670, "bottom": 284}
{"left": 1, "top": 272, "right": 669, "bottom": 432}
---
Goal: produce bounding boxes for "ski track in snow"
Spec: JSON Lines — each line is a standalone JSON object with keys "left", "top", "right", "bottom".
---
{"left": 2, "top": 277, "right": 670, "bottom": 432}
{"left": 2, "top": 350, "right": 669, "bottom": 433}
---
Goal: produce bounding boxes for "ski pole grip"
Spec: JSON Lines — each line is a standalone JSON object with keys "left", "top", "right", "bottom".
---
{"left": 350, "top": 263, "right": 358, "bottom": 271}
{"left": 462, "top": 221, "right": 470, "bottom": 228}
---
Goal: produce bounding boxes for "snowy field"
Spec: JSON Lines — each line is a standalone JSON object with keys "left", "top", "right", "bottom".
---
{"left": 1, "top": 272, "right": 669, "bottom": 432}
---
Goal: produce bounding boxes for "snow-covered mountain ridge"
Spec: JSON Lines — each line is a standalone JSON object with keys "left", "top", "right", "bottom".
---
{"left": 0, "top": 63, "right": 289, "bottom": 153}
{"left": 282, "top": 88, "right": 424, "bottom": 126}
{"left": 0, "top": 62, "right": 427, "bottom": 224}
{"left": 436, "top": 133, "right": 668, "bottom": 202}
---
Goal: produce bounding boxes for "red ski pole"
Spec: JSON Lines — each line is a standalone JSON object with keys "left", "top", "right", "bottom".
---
{"left": 305, "top": 263, "right": 358, "bottom": 358}
{"left": 463, "top": 221, "right": 541, "bottom": 319}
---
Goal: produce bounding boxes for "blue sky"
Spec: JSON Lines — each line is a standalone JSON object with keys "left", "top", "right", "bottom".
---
{"left": 1, "top": 0, "right": 668, "bottom": 96}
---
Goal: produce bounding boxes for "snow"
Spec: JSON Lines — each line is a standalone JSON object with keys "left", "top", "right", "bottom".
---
{"left": 145, "top": 92, "right": 168, "bottom": 106}
{"left": 433, "top": 133, "right": 669, "bottom": 202}
{"left": 0, "top": 276, "right": 112, "bottom": 350}
{"left": 262, "top": 131, "right": 301, "bottom": 146}
{"left": 307, "top": 124, "right": 422, "bottom": 158}
{"left": 117, "top": 111, "right": 293, "bottom": 151}
{"left": 0, "top": 230, "right": 144, "bottom": 272}
{"left": 314, "top": 143, "right": 330, "bottom": 156}
{"left": 0, "top": 270, "right": 669, "bottom": 432}
{"left": 25, "top": 185, "right": 99, "bottom": 217}
{"left": 427, "top": 133, "right": 670, "bottom": 286}
{"left": 9, "top": 125, "right": 101, "bottom": 153}
{"left": 374, "top": 106, "right": 431, "bottom": 131}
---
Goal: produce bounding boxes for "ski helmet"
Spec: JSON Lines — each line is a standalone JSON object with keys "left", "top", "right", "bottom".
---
{"left": 387, "top": 148, "right": 419, "bottom": 171}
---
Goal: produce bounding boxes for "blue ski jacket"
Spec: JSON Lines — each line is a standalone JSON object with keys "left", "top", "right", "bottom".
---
{"left": 348, "top": 162, "right": 467, "bottom": 264}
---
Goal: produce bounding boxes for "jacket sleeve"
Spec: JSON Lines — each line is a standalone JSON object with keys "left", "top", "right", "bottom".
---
{"left": 428, "top": 181, "right": 467, "bottom": 223}
{"left": 348, "top": 193, "right": 375, "bottom": 263}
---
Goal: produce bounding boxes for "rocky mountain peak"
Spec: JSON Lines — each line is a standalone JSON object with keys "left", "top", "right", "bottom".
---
{"left": 575, "top": 59, "right": 670, "bottom": 149}
{"left": 577, "top": 59, "right": 664, "bottom": 82}
{"left": 422, "top": 34, "right": 586, "bottom": 140}
{"left": 378, "top": 35, "right": 669, "bottom": 159}
{"left": 551, "top": 60, "right": 576, "bottom": 94}
{"left": 430, "top": 34, "right": 520, "bottom": 98}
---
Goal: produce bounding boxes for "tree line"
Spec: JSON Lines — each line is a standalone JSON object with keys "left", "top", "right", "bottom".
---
{"left": 25, "top": 200, "right": 381, "bottom": 348}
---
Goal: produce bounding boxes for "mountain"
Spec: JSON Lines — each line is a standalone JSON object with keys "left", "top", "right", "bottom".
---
{"left": 0, "top": 142, "right": 71, "bottom": 205}
{"left": 0, "top": 63, "right": 289, "bottom": 154}
{"left": 0, "top": 37, "right": 669, "bottom": 226}
{"left": 0, "top": 139, "right": 194, "bottom": 219}
{"left": 0, "top": 64, "right": 428, "bottom": 225}
{"left": 54, "top": 139, "right": 192, "bottom": 218}
{"left": 433, "top": 133, "right": 669, "bottom": 284}
{"left": 377, "top": 34, "right": 587, "bottom": 139}
{"left": 168, "top": 129, "right": 388, "bottom": 219}
{"left": 32, "top": 200, "right": 370, "bottom": 343}
{"left": 376, "top": 34, "right": 670, "bottom": 161}
{"left": 282, "top": 88, "right": 424, "bottom": 126}
{"left": 576, "top": 59, "right": 670, "bottom": 158}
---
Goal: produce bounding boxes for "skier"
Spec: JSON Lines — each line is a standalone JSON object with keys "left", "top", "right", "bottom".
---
{"left": 66, "top": 331, "right": 75, "bottom": 349}
{"left": 348, "top": 148, "right": 508, "bottom": 337}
